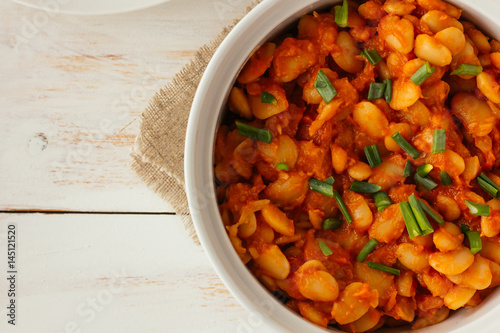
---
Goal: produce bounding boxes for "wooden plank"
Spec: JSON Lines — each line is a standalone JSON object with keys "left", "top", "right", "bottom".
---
{"left": 0, "top": 0, "right": 254, "bottom": 212}
{"left": 0, "top": 213, "right": 275, "bottom": 332}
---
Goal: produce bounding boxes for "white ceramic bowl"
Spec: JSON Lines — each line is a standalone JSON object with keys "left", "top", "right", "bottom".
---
{"left": 185, "top": 1, "right": 500, "bottom": 332}
{"left": 11, "top": 0, "right": 170, "bottom": 15}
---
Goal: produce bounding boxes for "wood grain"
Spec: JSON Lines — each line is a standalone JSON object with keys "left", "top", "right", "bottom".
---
{"left": 0, "top": 0, "right": 254, "bottom": 213}
{"left": 0, "top": 213, "right": 275, "bottom": 332}
{"left": 0, "top": 1, "right": 278, "bottom": 332}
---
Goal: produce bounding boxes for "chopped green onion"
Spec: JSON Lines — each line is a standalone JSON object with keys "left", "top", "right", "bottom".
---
{"left": 409, "top": 194, "right": 434, "bottom": 235}
{"left": 478, "top": 177, "right": 499, "bottom": 198}
{"left": 461, "top": 226, "right": 482, "bottom": 254}
{"left": 465, "top": 200, "right": 490, "bottom": 216}
{"left": 319, "top": 241, "right": 333, "bottom": 256}
{"left": 417, "top": 164, "right": 433, "bottom": 177}
{"left": 391, "top": 132, "right": 421, "bottom": 159}
{"left": 411, "top": 62, "right": 436, "bottom": 85}
{"left": 478, "top": 173, "right": 500, "bottom": 189}
{"left": 461, "top": 224, "right": 471, "bottom": 234}
{"left": 465, "top": 230, "right": 482, "bottom": 254}
{"left": 478, "top": 173, "right": 500, "bottom": 188}
{"left": 403, "top": 161, "right": 411, "bottom": 177}
{"left": 364, "top": 144, "right": 383, "bottom": 168}
{"left": 367, "top": 82, "right": 386, "bottom": 100}
{"left": 314, "top": 69, "right": 337, "bottom": 104}
{"left": 334, "top": 7, "right": 342, "bottom": 25}
{"left": 440, "top": 171, "right": 453, "bottom": 186}
{"left": 349, "top": 181, "right": 382, "bottom": 194}
{"left": 334, "top": 0, "right": 349, "bottom": 28}
{"left": 322, "top": 218, "right": 343, "bottom": 230}
{"left": 477, "top": 173, "right": 500, "bottom": 199}
{"left": 276, "top": 163, "right": 289, "bottom": 171}
{"left": 361, "top": 49, "right": 382, "bottom": 66}
{"left": 357, "top": 239, "right": 379, "bottom": 263}
{"left": 451, "top": 64, "right": 483, "bottom": 76}
{"left": 419, "top": 199, "right": 444, "bottom": 226}
{"left": 235, "top": 121, "right": 273, "bottom": 144}
{"left": 324, "top": 176, "right": 335, "bottom": 185}
{"left": 414, "top": 174, "right": 438, "bottom": 191}
{"left": 374, "top": 191, "right": 392, "bottom": 212}
{"left": 384, "top": 78, "right": 393, "bottom": 103}
{"left": 260, "top": 91, "right": 277, "bottom": 104}
{"left": 432, "top": 129, "right": 446, "bottom": 153}
{"left": 309, "top": 178, "right": 334, "bottom": 197}
{"left": 333, "top": 190, "right": 353, "bottom": 223}
{"left": 400, "top": 201, "right": 422, "bottom": 238}
{"left": 367, "top": 262, "right": 401, "bottom": 276}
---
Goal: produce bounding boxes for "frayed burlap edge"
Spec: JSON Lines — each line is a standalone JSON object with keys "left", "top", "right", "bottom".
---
{"left": 131, "top": 1, "right": 262, "bottom": 245}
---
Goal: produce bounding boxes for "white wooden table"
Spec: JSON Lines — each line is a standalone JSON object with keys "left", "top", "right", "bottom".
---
{"left": 0, "top": 1, "right": 275, "bottom": 331}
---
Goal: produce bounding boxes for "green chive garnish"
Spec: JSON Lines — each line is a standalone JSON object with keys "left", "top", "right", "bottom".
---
{"left": 383, "top": 78, "right": 393, "bottom": 103}
{"left": 367, "top": 82, "right": 386, "bottom": 100}
{"left": 466, "top": 230, "right": 482, "bottom": 254}
{"left": 260, "top": 91, "right": 277, "bottom": 104}
{"left": 349, "top": 180, "right": 382, "bottom": 194}
{"left": 319, "top": 241, "right": 333, "bottom": 256}
{"left": 478, "top": 177, "right": 499, "bottom": 198}
{"left": 403, "top": 161, "right": 411, "bottom": 177}
{"left": 441, "top": 171, "right": 453, "bottom": 186}
{"left": 461, "top": 224, "right": 471, "bottom": 234}
{"left": 400, "top": 201, "right": 422, "bottom": 238}
{"left": 477, "top": 173, "right": 500, "bottom": 199}
{"left": 374, "top": 191, "right": 392, "bottom": 212}
{"left": 465, "top": 200, "right": 490, "bottom": 216}
{"left": 309, "top": 178, "right": 334, "bottom": 197}
{"left": 357, "top": 239, "right": 379, "bottom": 263}
{"left": 314, "top": 69, "right": 337, "bottom": 104}
{"left": 391, "top": 132, "right": 421, "bottom": 159}
{"left": 415, "top": 173, "right": 438, "bottom": 191}
{"left": 322, "top": 218, "right": 343, "bottom": 230}
{"left": 334, "top": 0, "right": 349, "bottom": 28}
{"left": 419, "top": 199, "right": 444, "bottom": 226}
{"left": 451, "top": 64, "right": 483, "bottom": 76}
{"left": 235, "top": 121, "right": 273, "bottom": 144}
{"left": 417, "top": 164, "right": 433, "bottom": 177}
{"left": 432, "top": 129, "right": 446, "bottom": 153}
{"left": 461, "top": 225, "right": 482, "bottom": 254}
{"left": 367, "top": 262, "right": 401, "bottom": 276}
{"left": 364, "top": 144, "right": 383, "bottom": 168}
{"left": 411, "top": 62, "right": 436, "bottom": 85}
{"left": 324, "top": 176, "right": 335, "bottom": 185}
{"left": 409, "top": 194, "right": 434, "bottom": 235}
{"left": 333, "top": 190, "right": 353, "bottom": 223}
{"left": 361, "top": 49, "right": 382, "bottom": 66}
{"left": 276, "top": 163, "right": 289, "bottom": 171}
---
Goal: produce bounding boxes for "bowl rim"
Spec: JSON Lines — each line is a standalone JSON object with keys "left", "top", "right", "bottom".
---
{"left": 185, "top": 0, "right": 500, "bottom": 332}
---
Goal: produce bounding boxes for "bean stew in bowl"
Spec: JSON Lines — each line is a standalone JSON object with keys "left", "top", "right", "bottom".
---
{"left": 212, "top": 0, "right": 500, "bottom": 331}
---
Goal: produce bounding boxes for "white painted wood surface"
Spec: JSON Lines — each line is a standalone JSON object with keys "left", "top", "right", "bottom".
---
{"left": 0, "top": 0, "right": 275, "bottom": 332}
{"left": 0, "top": 0, "right": 255, "bottom": 212}
{"left": 0, "top": 214, "right": 273, "bottom": 332}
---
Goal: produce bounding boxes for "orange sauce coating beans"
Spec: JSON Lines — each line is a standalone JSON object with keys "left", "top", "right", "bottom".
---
{"left": 215, "top": 0, "right": 500, "bottom": 331}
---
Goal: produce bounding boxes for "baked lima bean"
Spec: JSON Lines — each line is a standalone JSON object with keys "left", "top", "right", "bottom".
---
{"left": 215, "top": 0, "right": 500, "bottom": 331}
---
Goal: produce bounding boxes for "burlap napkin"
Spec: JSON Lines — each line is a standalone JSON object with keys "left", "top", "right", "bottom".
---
{"left": 131, "top": 1, "right": 262, "bottom": 244}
